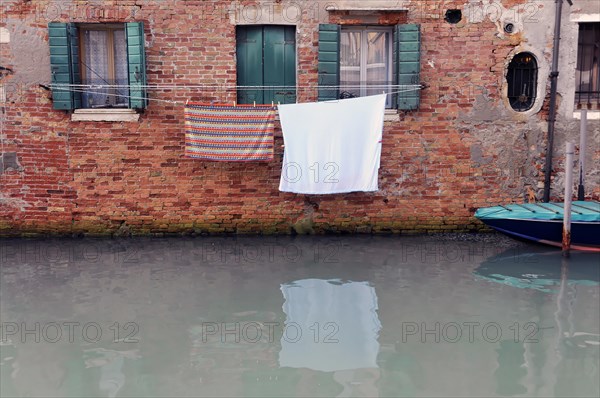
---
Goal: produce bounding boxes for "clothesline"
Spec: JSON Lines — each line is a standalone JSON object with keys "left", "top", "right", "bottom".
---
{"left": 49, "top": 83, "right": 422, "bottom": 90}
{"left": 54, "top": 86, "right": 424, "bottom": 106}
{"left": 183, "top": 92, "right": 387, "bottom": 193}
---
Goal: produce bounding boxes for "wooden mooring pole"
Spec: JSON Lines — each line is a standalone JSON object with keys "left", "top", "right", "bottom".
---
{"left": 577, "top": 109, "right": 587, "bottom": 201}
{"left": 562, "top": 142, "right": 574, "bottom": 257}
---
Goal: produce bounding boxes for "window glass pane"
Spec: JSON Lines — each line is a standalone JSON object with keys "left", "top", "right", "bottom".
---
{"left": 83, "top": 30, "right": 110, "bottom": 108}
{"left": 341, "top": 28, "right": 391, "bottom": 107}
{"left": 366, "top": 31, "right": 389, "bottom": 98}
{"left": 506, "top": 53, "right": 537, "bottom": 112}
{"left": 575, "top": 23, "right": 600, "bottom": 108}
{"left": 113, "top": 30, "right": 128, "bottom": 106}
{"left": 340, "top": 31, "right": 361, "bottom": 99}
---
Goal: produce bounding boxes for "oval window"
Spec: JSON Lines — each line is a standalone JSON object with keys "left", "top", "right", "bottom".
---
{"left": 507, "top": 53, "right": 537, "bottom": 112}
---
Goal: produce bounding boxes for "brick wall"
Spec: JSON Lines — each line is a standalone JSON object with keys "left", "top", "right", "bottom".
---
{"left": 1, "top": 0, "right": 598, "bottom": 236}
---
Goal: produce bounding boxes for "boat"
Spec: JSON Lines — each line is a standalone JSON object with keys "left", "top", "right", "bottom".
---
{"left": 475, "top": 201, "right": 600, "bottom": 252}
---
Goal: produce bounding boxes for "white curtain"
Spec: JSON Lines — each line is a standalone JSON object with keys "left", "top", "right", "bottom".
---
{"left": 366, "top": 31, "right": 389, "bottom": 97}
{"left": 340, "top": 30, "right": 391, "bottom": 106}
{"left": 82, "top": 29, "right": 128, "bottom": 107}
{"left": 112, "top": 30, "right": 128, "bottom": 105}
{"left": 83, "top": 30, "right": 109, "bottom": 107}
{"left": 340, "top": 31, "right": 361, "bottom": 99}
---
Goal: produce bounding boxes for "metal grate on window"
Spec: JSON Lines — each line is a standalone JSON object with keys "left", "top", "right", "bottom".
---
{"left": 575, "top": 23, "right": 600, "bottom": 109}
{"left": 506, "top": 52, "right": 537, "bottom": 112}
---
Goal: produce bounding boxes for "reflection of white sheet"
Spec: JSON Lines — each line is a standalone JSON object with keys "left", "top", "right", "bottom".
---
{"left": 279, "top": 279, "right": 381, "bottom": 372}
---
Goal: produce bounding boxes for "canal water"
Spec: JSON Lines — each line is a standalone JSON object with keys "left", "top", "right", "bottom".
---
{"left": 1, "top": 235, "right": 599, "bottom": 397}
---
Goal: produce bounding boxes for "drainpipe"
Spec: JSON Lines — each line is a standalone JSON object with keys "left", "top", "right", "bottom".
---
{"left": 543, "top": 0, "right": 572, "bottom": 202}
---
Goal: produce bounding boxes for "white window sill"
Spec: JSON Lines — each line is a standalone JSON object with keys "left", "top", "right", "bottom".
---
{"left": 71, "top": 109, "right": 140, "bottom": 122}
{"left": 384, "top": 109, "right": 400, "bottom": 122}
{"left": 573, "top": 110, "right": 600, "bottom": 120}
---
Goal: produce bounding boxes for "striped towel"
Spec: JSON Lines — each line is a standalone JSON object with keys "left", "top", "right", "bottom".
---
{"left": 185, "top": 103, "right": 276, "bottom": 161}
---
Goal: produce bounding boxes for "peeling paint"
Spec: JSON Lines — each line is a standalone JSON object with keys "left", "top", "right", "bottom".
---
{"left": 0, "top": 195, "right": 30, "bottom": 212}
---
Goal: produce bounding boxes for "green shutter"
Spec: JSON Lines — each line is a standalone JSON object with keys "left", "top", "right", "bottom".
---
{"left": 282, "top": 27, "right": 297, "bottom": 104}
{"left": 69, "top": 24, "right": 82, "bottom": 109}
{"left": 263, "top": 26, "right": 296, "bottom": 105}
{"left": 48, "top": 22, "right": 80, "bottom": 110}
{"left": 126, "top": 22, "right": 147, "bottom": 109}
{"left": 317, "top": 24, "right": 340, "bottom": 102}
{"left": 394, "top": 24, "right": 421, "bottom": 110}
{"left": 237, "top": 26, "right": 264, "bottom": 104}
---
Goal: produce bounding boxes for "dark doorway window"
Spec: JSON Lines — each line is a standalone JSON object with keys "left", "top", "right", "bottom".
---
{"left": 507, "top": 52, "right": 537, "bottom": 112}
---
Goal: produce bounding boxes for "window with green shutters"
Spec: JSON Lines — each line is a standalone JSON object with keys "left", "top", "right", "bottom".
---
{"left": 48, "top": 22, "right": 147, "bottom": 111}
{"left": 236, "top": 25, "right": 296, "bottom": 105}
{"left": 318, "top": 23, "right": 421, "bottom": 110}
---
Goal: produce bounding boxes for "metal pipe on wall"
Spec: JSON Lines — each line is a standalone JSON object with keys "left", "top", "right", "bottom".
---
{"left": 543, "top": 0, "right": 572, "bottom": 202}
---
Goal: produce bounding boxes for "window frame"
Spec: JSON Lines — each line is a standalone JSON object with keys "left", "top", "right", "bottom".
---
{"left": 48, "top": 21, "right": 147, "bottom": 117}
{"left": 506, "top": 52, "right": 538, "bottom": 113}
{"left": 340, "top": 26, "right": 393, "bottom": 108}
{"left": 575, "top": 22, "right": 600, "bottom": 109}
{"left": 78, "top": 23, "right": 128, "bottom": 109}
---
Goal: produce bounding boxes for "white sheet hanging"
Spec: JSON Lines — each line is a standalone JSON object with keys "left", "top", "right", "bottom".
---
{"left": 278, "top": 94, "right": 387, "bottom": 194}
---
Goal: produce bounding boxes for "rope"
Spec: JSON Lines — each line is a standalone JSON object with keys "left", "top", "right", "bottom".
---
{"left": 49, "top": 83, "right": 422, "bottom": 90}
{"left": 55, "top": 85, "right": 424, "bottom": 106}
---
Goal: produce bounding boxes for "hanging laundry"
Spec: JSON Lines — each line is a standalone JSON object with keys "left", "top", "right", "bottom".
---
{"left": 184, "top": 103, "right": 276, "bottom": 161}
{"left": 277, "top": 94, "right": 386, "bottom": 194}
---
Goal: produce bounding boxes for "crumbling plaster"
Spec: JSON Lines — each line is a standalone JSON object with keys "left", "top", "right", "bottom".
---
{"left": 4, "top": 18, "right": 51, "bottom": 94}
{"left": 456, "top": 0, "right": 599, "bottom": 199}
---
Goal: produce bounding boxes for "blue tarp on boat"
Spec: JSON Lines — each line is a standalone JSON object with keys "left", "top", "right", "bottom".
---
{"left": 475, "top": 201, "right": 600, "bottom": 223}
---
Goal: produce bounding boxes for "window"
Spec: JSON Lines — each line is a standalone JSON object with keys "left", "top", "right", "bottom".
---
{"left": 317, "top": 24, "right": 421, "bottom": 110}
{"left": 80, "top": 24, "right": 128, "bottom": 108}
{"left": 236, "top": 25, "right": 296, "bottom": 105}
{"left": 48, "top": 22, "right": 147, "bottom": 112}
{"left": 575, "top": 23, "right": 600, "bottom": 109}
{"left": 506, "top": 52, "right": 537, "bottom": 112}
{"left": 340, "top": 27, "right": 393, "bottom": 108}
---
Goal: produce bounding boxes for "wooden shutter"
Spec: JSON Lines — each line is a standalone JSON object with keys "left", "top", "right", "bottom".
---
{"left": 263, "top": 26, "right": 296, "bottom": 105}
{"left": 317, "top": 24, "right": 340, "bottom": 102}
{"left": 394, "top": 24, "right": 421, "bottom": 110}
{"left": 236, "top": 26, "right": 264, "bottom": 105}
{"left": 125, "top": 22, "right": 147, "bottom": 109}
{"left": 48, "top": 22, "right": 81, "bottom": 110}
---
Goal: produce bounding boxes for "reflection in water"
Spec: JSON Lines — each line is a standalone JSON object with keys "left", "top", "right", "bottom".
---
{"left": 279, "top": 279, "right": 381, "bottom": 372}
{"left": 279, "top": 279, "right": 381, "bottom": 397}
{"left": 84, "top": 348, "right": 140, "bottom": 398}
{"left": 475, "top": 247, "right": 600, "bottom": 397}
{"left": 0, "top": 236, "right": 598, "bottom": 397}
{"left": 473, "top": 249, "right": 600, "bottom": 292}
{"left": 494, "top": 340, "right": 527, "bottom": 396}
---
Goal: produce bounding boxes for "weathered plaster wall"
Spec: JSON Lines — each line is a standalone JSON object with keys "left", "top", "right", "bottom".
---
{"left": 554, "top": 0, "right": 600, "bottom": 194}
{"left": 0, "top": 0, "right": 598, "bottom": 236}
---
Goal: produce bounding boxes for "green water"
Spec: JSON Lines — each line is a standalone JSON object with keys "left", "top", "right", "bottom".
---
{"left": 1, "top": 236, "right": 598, "bottom": 397}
